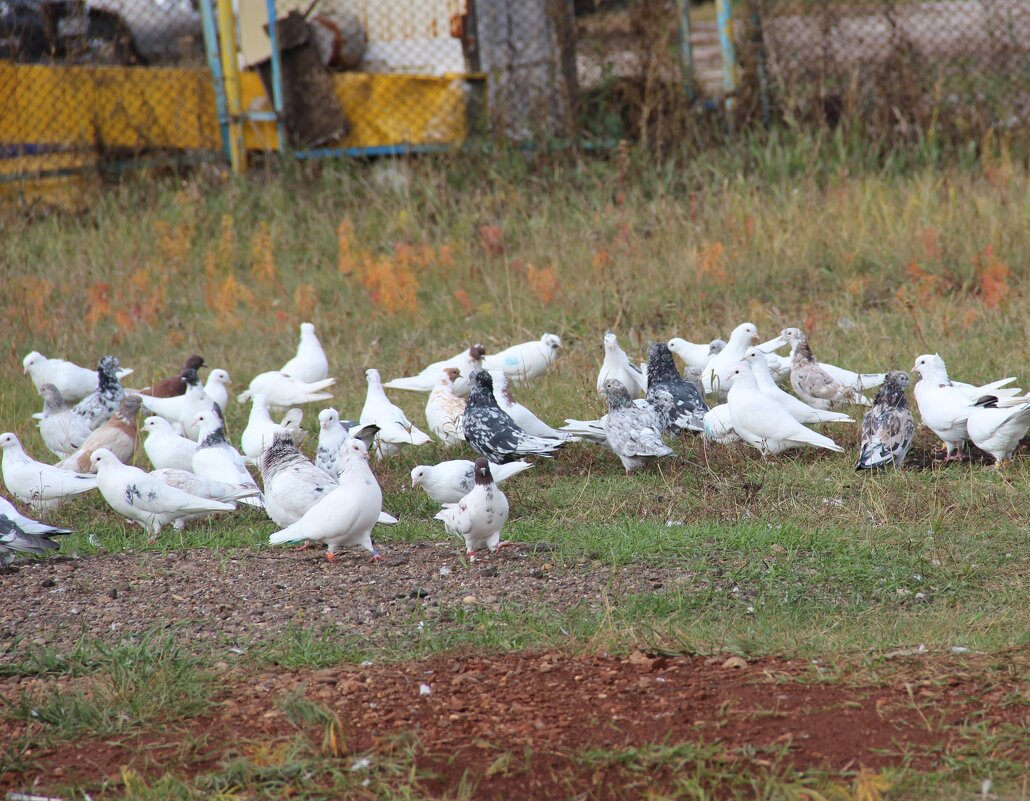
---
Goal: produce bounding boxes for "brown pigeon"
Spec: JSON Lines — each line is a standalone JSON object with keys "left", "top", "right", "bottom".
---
{"left": 56, "top": 395, "right": 142, "bottom": 473}
{"left": 144, "top": 355, "right": 206, "bottom": 398}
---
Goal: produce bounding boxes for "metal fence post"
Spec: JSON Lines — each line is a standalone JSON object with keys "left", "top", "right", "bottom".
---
{"left": 198, "top": 0, "right": 232, "bottom": 162}
{"left": 216, "top": 0, "right": 247, "bottom": 173}
{"left": 716, "top": 0, "right": 737, "bottom": 110}
{"left": 677, "top": 0, "right": 696, "bottom": 100}
{"left": 264, "top": 0, "right": 288, "bottom": 153}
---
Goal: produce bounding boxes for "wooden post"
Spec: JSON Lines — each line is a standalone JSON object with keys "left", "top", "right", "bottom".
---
{"left": 474, "top": 0, "right": 579, "bottom": 140}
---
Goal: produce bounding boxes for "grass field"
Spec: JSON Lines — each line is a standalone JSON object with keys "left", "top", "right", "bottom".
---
{"left": 1, "top": 134, "right": 1028, "bottom": 799}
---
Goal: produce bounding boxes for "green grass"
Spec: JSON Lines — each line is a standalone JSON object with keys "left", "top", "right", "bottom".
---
{"left": 1, "top": 138, "right": 1028, "bottom": 798}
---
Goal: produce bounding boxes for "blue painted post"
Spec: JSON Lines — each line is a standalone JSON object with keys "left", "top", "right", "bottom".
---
{"left": 264, "top": 0, "right": 288, "bottom": 153}
{"left": 715, "top": 0, "right": 737, "bottom": 110}
{"left": 198, "top": 0, "right": 231, "bottom": 161}
{"left": 677, "top": 0, "right": 696, "bottom": 101}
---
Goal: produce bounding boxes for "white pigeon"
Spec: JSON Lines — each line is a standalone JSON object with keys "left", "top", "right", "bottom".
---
{"left": 37, "top": 383, "right": 92, "bottom": 458}
{"left": 0, "top": 495, "right": 72, "bottom": 537}
{"left": 261, "top": 433, "right": 339, "bottom": 528}
{"left": 150, "top": 468, "right": 261, "bottom": 530}
{"left": 315, "top": 408, "right": 351, "bottom": 478}
{"left": 91, "top": 449, "right": 235, "bottom": 540}
{"left": 761, "top": 334, "right": 886, "bottom": 391}
{"left": 139, "top": 368, "right": 221, "bottom": 439}
{"left": 0, "top": 432, "right": 97, "bottom": 511}
{"left": 668, "top": 337, "right": 725, "bottom": 371}
{"left": 491, "top": 370, "right": 568, "bottom": 440}
{"left": 240, "top": 394, "right": 303, "bottom": 461}
{"left": 142, "top": 416, "right": 199, "bottom": 471}
{"left": 967, "top": 395, "right": 1030, "bottom": 465}
{"left": 724, "top": 364, "right": 844, "bottom": 456}
{"left": 434, "top": 458, "right": 510, "bottom": 560}
{"left": 280, "top": 322, "right": 330, "bottom": 384}
{"left": 191, "top": 412, "right": 262, "bottom": 506}
{"left": 258, "top": 431, "right": 396, "bottom": 528}
{"left": 425, "top": 368, "right": 467, "bottom": 446}
{"left": 237, "top": 371, "right": 335, "bottom": 409}
{"left": 912, "top": 354, "right": 1020, "bottom": 460}
{"left": 360, "top": 368, "right": 432, "bottom": 458}
{"left": 268, "top": 437, "right": 384, "bottom": 560}
{"left": 702, "top": 322, "right": 759, "bottom": 397}
{"left": 411, "top": 459, "right": 533, "bottom": 504}
{"left": 23, "top": 351, "right": 133, "bottom": 402}
{"left": 204, "top": 369, "right": 232, "bottom": 413}
{"left": 740, "top": 348, "right": 854, "bottom": 424}
{"left": 596, "top": 331, "right": 646, "bottom": 398}
{"left": 482, "top": 333, "right": 562, "bottom": 384}
{"left": 702, "top": 404, "right": 739, "bottom": 445}
{"left": 384, "top": 344, "right": 487, "bottom": 395}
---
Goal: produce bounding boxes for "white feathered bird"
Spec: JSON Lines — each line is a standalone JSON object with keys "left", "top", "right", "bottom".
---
{"left": 191, "top": 412, "right": 262, "bottom": 506}
{"left": 491, "top": 370, "right": 568, "bottom": 440}
{"left": 91, "top": 449, "right": 235, "bottom": 540}
{"left": 237, "top": 371, "right": 335, "bottom": 409}
{"left": 37, "top": 383, "right": 92, "bottom": 458}
{"left": 912, "top": 353, "right": 1019, "bottom": 461}
{"left": 597, "top": 331, "right": 646, "bottom": 398}
{"left": 280, "top": 322, "right": 330, "bottom": 383}
{"left": 360, "top": 368, "right": 432, "bottom": 458}
{"left": 740, "top": 348, "right": 854, "bottom": 424}
{"left": 482, "top": 333, "right": 561, "bottom": 384}
{"left": 384, "top": 344, "right": 487, "bottom": 395}
{"left": 425, "top": 368, "right": 466, "bottom": 446}
{"left": 434, "top": 458, "right": 510, "bottom": 560}
{"left": 142, "top": 416, "right": 199, "bottom": 471}
{"left": 724, "top": 364, "right": 844, "bottom": 456}
{"left": 0, "top": 432, "right": 97, "bottom": 511}
{"left": 702, "top": 404, "right": 739, "bottom": 445}
{"left": 240, "top": 394, "right": 304, "bottom": 461}
{"left": 702, "top": 323, "right": 759, "bottom": 397}
{"left": 411, "top": 459, "right": 532, "bottom": 504}
{"left": 268, "top": 437, "right": 384, "bottom": 560}
{"left": 967, "top": 395, "right": 1030, "bottom": 465}
{"left": 23, "top": 351, "right": 133, "bottom": 402}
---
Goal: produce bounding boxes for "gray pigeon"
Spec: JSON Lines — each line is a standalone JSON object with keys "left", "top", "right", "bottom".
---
{"left": 601, "top": 379, "right": 674, "bottom": 473}
{"left": 0, "top": 515, "right": 67, "bottom": 566}
{"left": 462, "top": 370, "right": 567, "bottom": 464}
{"left": 856, "top": 371, "right": 915, "bottom": 470}
{"left": 73, "top": 355, "right": 125, "bottom": 431}
{"left": 645, "top": 343, "right": 708, "bottom": 434}
{"left": 38, "top": 383, "right": 92, "bottom": 458}
{"left": 781, "top": 329, "right": 870, "bottom": 410}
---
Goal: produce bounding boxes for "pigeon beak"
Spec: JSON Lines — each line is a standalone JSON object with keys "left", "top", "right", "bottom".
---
{"left": 23, "top": 366, "right": 29, "bottom": 375}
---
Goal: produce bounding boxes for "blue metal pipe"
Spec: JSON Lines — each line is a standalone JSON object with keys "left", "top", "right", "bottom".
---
{"left": 197, "top": 0, "right": 231, "bottom": 162}
{"left": 264, "top": 0, "right": 288, "bottom": 153}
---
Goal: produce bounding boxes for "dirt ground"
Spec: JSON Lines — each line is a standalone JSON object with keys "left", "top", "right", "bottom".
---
{"left": 0, "top": 542, "right": 682, "bottom": 654}
{"left": 2, "top": 649, "right": 1026, "bottom": 798}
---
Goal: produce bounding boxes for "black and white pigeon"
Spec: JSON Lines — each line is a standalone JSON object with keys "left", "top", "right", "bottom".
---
{"left": 434, "top": 457, "right": 510, "bottom": 560}
{"left": 601, "top": 379, "right": 674, "bottom": 473}
{"left": 856, "top": 371, "right": 916, "bottom": 471}
{"left": 73, "top": 355, "right": 125, "bottom": 431}
{"left": 462, "top": 370, "right": 568, "bottom": 464}
{"left": 0, "top": 515, "right": 67, "bottom": 567}
{"left": 645, "top": 343, "right": 708, "bottom": 434}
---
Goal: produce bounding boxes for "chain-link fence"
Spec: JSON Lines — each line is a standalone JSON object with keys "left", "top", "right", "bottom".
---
{"left": 737, "top": 0, "right": 1030, "bottom": 136}
{"left": 1, "top": 0, "right": 1027, "bottom": 201}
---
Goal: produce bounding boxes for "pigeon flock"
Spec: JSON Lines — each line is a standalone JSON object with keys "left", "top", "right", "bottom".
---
{"left": 1, "top": 323, "right": 1027, "bottom": 567}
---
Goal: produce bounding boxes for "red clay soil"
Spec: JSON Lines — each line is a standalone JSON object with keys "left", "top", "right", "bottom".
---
{"left": 3, "top": 650, "right": 1027, "bottom": 799}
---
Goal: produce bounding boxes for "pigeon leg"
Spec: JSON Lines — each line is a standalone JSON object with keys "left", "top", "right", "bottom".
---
{"left": 467, "top": 550, "right": 478, "bottom": 562}
{"left": 295, "top": 541, "right": 314, "bottom": 551}
{"left": 371, "top": 550, "right": 383, "bottom": 562}
{"left": 493, "top": 540, "right": 512, "bottom": 551}
{"left": 325, "top": 551, "right": 336, "bottom": 562}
